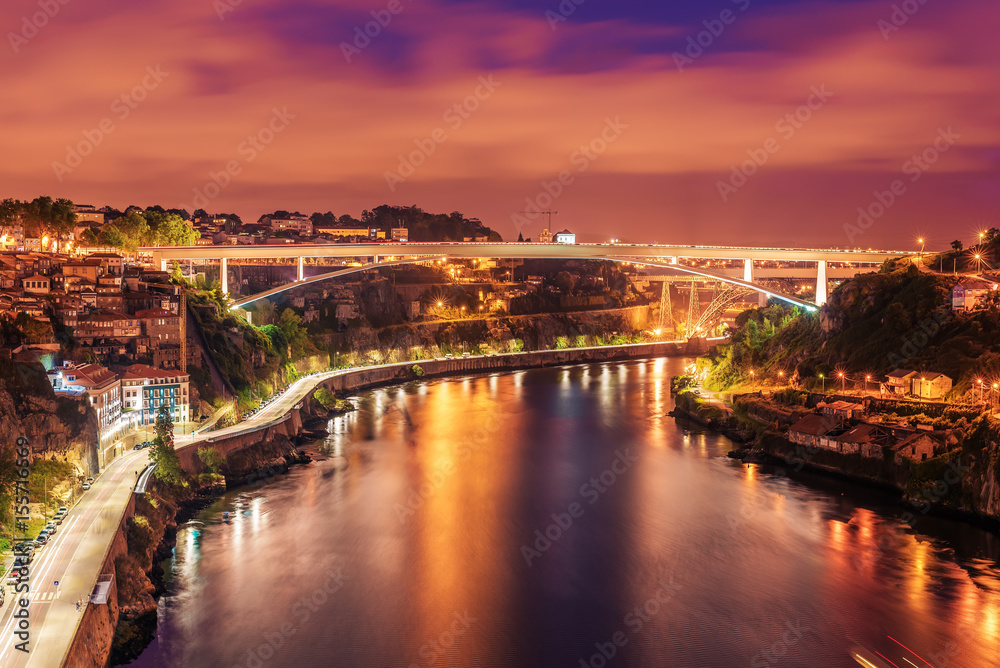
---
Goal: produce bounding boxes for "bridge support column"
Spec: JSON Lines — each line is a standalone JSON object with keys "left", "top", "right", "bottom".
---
{"left": 816, "top": 260, "right": 828, "bottom": 306}
{"left": 159, "top": 258, "right": 167, "bottom": 272}
{"left": 221, "top": 257, "right": 228, "bottom": 295}
{"left": 743, "top": 259, "right": 753, "bottom": 283}
{"left": 670, "top": 256, "right": 678, "bottom": 265}
{"left": 298, "top": 256, "right": 304, "bottom": 281}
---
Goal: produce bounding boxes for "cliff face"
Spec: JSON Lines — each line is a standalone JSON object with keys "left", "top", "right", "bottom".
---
{"left": 325, "top": 306, "right": 653, "bottom": 358}
{"left": 0, "top": 360, "right": 99, "bottom": 473}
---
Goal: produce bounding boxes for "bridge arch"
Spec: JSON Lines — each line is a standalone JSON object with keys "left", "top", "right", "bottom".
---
{"left": 226, "top": 253, "right": 816, "bottom": 314}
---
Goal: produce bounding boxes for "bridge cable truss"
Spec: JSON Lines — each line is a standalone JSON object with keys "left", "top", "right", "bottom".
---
{"left": 685, "top": 282, "right": 701, "bottom": 335}
{"left": 692, "top": 284, "right": 754, "bottom": 336}
{"left": 657, "top": 281, "right": 674, "bottom": 331}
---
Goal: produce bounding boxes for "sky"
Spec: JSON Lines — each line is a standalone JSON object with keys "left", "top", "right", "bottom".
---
{"left": 1, "top": 0, "right": 997, "bottom": 248}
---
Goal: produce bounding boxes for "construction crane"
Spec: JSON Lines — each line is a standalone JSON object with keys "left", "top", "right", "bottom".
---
{"left": 517, "top": 211, "right": 558, "bottom": 228}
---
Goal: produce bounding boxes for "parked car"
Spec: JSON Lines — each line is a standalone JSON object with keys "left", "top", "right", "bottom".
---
{"left": 35, "top": 530, "right": 49, "bottom": 545}
{"left": 58, "top": 506, "right": 68, "bottom": 514}
{"left": 14, "top": 542, "right": 34, "bottom": 561}
{"left": 45, "top": 522, "right": 56, "bottom": 535}
{"left": 82, "top": 482, "right": 91, "bottom": 491}
{"left": 86, "top": 476, "right": 95, "bottom": 484}
{"left": 53, "top": 513, "right": 64, "bottom": 525}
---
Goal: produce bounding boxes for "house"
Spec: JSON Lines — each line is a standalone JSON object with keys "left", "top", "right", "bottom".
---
{"left": 22, "top": 274, "right": 51, "bottom": 295}
{"left": 50, "top": 362, "right": 123, "bottom": 446}
{"left": 885, "top": 369, "right": 918, "bottom": 395}
{"left": 554, "top": 229, "right": 576, "bottom": 244}
{"left": 120, "top": 364, "right": 190, "bottom": 427}
{"left": 893, "top": 432, "right": 939, "bottom": 462}
{"left": 538, "top": 228, "right": 553, "bottom": 243}
{"left": 952, "top": 279, "right": 997, "bottom": 311}
{"left": 72, "top": 204, "right": 106, "bottom": 226}
{"left": 912, "top": 372, "right": 953, "bottom": 400}
{"left": 260, "top": 214, "right": 313, "bottom": 236}
{"left": 830, "top": 423, "right": 895, "bottom": 457}
{"left": 788, "top": 414, "right": 840, "bottom": 448}
{"left": 390, "top": 226, "right": 408, "bottom": 241}
{"left": 135, "top": 308, "right": 183, "bottom": 345}
{"left": 820, "top": 400, "right": 864, "bottom": 420}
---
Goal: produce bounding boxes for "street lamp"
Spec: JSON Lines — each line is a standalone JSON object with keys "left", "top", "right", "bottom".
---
{"left": 865, "top": 374, "right": 871, "bottom": 395}
{"left": 819, "top": 373, "right": 825, "bottom": 393}
{"left": 749, "top": 369, "right": 755, "bottom": 392}
{"left": 977, "top": 378, "right": 984, "bottom": 403}
{"left": 838, "top": 371, "right": 845, "bottom": 393}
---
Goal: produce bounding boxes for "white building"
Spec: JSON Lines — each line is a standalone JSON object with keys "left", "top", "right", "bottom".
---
{"left": 120, "top": 364, "right": 191, "bottom": 427}
{"left": 49, "top": 362, "right": 124, "bottom": 448}
{"left": 554, "top": 229, "right": 576, "bottom": 244}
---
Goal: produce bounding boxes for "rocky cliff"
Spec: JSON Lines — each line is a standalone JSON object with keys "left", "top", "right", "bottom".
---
{"left": 0, "top": 357, "right": 99, "bottom": 473}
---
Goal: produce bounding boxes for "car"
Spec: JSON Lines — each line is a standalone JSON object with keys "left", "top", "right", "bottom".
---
{"left": 58, "top": 506, "right": 68, "bottom": 514}
{"left": 13, "top": 542, "right": 34, "bottom": 561}
{"left": 82, "top": 482, "right": 91, "bottom": 491}
{"left": 462, "top": 352, "right": 471, "bottom": 358}
{"left": 53, "top": 514, "right": 64, "bottom": 525}
{"left": 45, "top": 522, "right": 56, "bottom": 535}
{"left": 445, "top": 354, "right": 454, "bottom": 359}
{"left": 35, "top": 531, "right": 49, "bottom": 544}
{"left": 133, "top": 443, "right": 143, "bottom": 450}
{"left": 86, "top": 476, "right": 95, "bottom": 484}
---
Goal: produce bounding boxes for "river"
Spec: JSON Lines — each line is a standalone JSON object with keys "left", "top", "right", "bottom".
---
{"left": 129, "top": 358, "right": 1000, "bottom": 668}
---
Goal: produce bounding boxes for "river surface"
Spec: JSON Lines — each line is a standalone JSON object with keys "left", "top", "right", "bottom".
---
{"left": 130, "top": 359, "right": 1000, "bottom": 668}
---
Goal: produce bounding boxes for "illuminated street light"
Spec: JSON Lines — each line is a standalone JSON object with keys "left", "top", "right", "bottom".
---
{"left": 977, "top": 378, "right": 984, "bottom": 403}
{"left": 819, "top": 373, "right": 825, "bottom": 393}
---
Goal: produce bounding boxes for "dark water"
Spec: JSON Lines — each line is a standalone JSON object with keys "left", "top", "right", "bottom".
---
{"left": 130, "top": 359, "right": 1000, "bottom": 668}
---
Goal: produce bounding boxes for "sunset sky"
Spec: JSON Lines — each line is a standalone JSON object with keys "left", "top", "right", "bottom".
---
{"left": 1, "top": 0, "right": 997, "bottom": 248}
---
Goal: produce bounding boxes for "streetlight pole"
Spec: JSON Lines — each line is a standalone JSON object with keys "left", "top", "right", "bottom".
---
{"left": 819, "top": 373, "right": 825, "bottom": 393}
{"left": 865, "top": 375, "right": 871, "bottom": 395}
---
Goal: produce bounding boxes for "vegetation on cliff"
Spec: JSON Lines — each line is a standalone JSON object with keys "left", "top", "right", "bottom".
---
{"left": 701, "top": 262, "right": 1000, "bottom": 399}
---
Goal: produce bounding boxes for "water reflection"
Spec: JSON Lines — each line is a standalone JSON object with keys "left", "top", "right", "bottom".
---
{"left": 134, "top": 359, "right": 1000, "bottom": 668}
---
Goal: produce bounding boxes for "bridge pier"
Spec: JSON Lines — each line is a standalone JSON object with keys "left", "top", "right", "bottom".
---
{"left": 816, "top": 260, "right": 828, "bottom": 306}
{"left": 298, "top": 256, "right": 304, "bottom": 281}
{"left": 743, "top": 259, "right": 753, "bottom": 283}
{"left": 221, "top": 257, "right": 228, "bottom": 295}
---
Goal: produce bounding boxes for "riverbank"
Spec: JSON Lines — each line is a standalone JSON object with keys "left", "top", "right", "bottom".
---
{"left": 670, "top": 387, "right": 1000, "bottom": 532}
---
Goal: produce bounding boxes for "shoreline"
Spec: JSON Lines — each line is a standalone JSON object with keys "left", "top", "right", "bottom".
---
{"left": 670, "top": 401, "right": 1000, "bottom": 534}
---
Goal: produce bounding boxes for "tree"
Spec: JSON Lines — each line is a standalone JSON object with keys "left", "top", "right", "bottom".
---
{"left": 517, "top": 231, "right": 524, "bottom": 242}
{"left": 144, "top": 210, "right": 197, "bottom": 246}
{"left": 98, "top": 210, "right": 149, "bottom": 252}
{"left": 252, "top": 300, "right": 276, "bottom": 326}
{"left": 20, "top": 196, "right": 76, "bottom": 238}
{"left": 260, "top": 324, "right": 289, "bottom": 362}
{"left": 197, "top": 446, "right": 226, "bottom": 474}
{"left": 554, "top": 271, "right": 576, "bottom": 294}
{"left": 150, "top": 405, "right": 184, "bottom": 485}
{"left": 951, "top": 240, "right": 964, "bottom": 251}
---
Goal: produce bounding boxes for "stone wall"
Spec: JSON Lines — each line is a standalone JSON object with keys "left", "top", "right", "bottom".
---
{"left": 62, "top": 493, "right": 135, "bottom": 668}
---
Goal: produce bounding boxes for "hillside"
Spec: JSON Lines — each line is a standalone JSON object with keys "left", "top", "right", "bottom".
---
{"left": 702, "top": 261, "right": 998, "bottom": 399}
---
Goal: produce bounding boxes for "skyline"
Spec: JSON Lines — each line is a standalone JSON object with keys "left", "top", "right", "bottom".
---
{"left": 1, "top": 0, "right": 997, "bottom": 247}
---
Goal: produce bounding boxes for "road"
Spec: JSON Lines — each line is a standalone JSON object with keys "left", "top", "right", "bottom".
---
{"left": 0, "top": 447, "right": 148, "bottom": 668}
